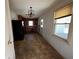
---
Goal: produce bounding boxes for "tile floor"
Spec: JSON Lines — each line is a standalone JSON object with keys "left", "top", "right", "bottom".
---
{"left": 14, "top": 33, "right": 64, "bottom": 59}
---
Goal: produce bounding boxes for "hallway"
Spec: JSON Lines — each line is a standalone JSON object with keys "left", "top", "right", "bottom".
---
{"left": 14, "top": 33, "right": 63, "bottom": 59}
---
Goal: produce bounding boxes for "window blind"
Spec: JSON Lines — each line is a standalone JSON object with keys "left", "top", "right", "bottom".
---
{"left": 54, "top": 3, "right": 72, "bottom": 19}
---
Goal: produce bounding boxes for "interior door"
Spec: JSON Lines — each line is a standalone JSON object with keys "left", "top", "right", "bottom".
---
{"left": 5, "top": 0, "right": 15, "bottom": 59}
{"left": 25, "top": 19, "right": 38, "bottom": 33}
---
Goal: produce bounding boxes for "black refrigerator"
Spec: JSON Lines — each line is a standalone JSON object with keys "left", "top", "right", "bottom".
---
{"left": 12, "top": 20, "right": 24, "bottom": 41}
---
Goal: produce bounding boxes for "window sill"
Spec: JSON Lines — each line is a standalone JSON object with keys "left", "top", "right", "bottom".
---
{"left": 52, "top": 34, "right": 69, "bottom": 43}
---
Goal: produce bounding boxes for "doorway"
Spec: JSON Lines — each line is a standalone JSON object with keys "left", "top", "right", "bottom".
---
{"left": 25, "top": 18, "right": 38, "bottom": 33}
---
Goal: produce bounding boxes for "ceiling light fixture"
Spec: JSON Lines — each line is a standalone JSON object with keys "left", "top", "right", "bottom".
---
{"left": 26, "top": 6, "right": 34, "bottom": 17}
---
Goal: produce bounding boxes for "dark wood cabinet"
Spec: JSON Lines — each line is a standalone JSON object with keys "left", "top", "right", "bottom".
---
{"left": 12, "top": 20, "right": 24, "bottom": 41}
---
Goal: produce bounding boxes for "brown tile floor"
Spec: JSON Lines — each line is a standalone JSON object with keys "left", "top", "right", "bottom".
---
{"left": 14, "top": 33, "right": 64, "bottom": 59}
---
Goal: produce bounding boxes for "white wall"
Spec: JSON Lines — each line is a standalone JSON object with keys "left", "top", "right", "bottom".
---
{"left": 5, "top": 0, "right": 15, "bottom": 59}
{"left": 38, "top": 1, "right": 73, "bottom": 59}
{"left": 10, "top": 9, "right": 18, "bottom": 20}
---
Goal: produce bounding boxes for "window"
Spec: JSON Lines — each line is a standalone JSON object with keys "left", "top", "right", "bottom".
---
{"left": 54, "top": 16, "right": 71, "bottom": 39}
{"left": 54, "top": 3, "right": 72, "bottom": 40}
{"left": 22, "top": 21, "right": 24, "bottom": 26}
{"left": 28, "top": 21, "right": 33, "bottom": 26}
{"left": 40, "top": 19, "right": 44, "bottom": 28}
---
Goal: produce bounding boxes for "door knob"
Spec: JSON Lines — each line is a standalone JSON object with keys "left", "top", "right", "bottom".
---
{"left": 8, "top": 40, "right": 12, "bottom": 45}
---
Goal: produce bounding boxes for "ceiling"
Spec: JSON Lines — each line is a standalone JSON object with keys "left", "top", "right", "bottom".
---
{"left": 9, "top": 0, "right": 72, "bottom": 18}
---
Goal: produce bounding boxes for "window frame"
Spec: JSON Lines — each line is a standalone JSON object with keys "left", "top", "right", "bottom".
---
{"left": 28, "top": 20, "right": 34, "bottom": 26}
{"left": 54, "top": 15, "right": 72, "bottom": 40}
